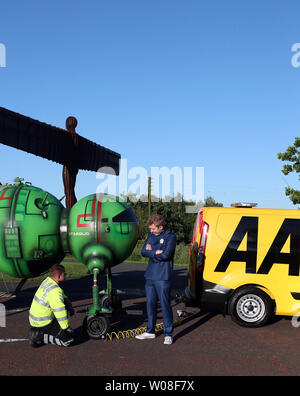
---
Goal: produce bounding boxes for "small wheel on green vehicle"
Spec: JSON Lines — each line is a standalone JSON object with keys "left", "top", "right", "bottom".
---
{"left": 83, "top": 315, "right": 110, "bottom": 339}
{"left": 99, "top": 294, "right": 122, "bottom": 311}
{"left": 228, "top": 287, "right": 274, "bottom": 328}
{"left": 99, "top": 295, "right": 111, "bottom": 310}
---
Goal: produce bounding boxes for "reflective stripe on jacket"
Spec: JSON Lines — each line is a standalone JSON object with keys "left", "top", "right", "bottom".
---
{"left": 29, "top": 277, "right": 69, "bottom": 330}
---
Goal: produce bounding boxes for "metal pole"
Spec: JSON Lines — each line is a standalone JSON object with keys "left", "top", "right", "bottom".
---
{"left": 148, "top": 177, "right": 151, "bottom": 218}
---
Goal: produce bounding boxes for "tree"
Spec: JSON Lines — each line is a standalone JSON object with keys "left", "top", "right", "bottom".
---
{"left": 278, "top": 138, "right": 300, "bottom": 205}
{"left": 204, "top": 196, "right": 223, "bottom": 207}
{"left": 129, "top": 194, "right": 223, "bottom": 244}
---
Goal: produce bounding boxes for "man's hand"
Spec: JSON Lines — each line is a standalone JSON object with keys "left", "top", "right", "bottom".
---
{"left": 155, "top": 250, "right": 163, "bottom": 255}
{"left": 146, "top": 244, "right": 152, "bottom": 250}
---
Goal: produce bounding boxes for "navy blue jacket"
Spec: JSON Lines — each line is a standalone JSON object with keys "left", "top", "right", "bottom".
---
{"left": 141, "top": 228, "right": 176, "bottom": 281}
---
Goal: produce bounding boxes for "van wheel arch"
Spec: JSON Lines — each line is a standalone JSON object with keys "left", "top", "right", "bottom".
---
{"left": 228, "top": 285, "right": 275, "bottom": 328}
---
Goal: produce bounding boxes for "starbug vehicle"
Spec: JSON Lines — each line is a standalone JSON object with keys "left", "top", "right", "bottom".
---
{"left": 186, "top": 203, "right": 300, "bottom": 327}
{"left": 0, "top": 180, "right": 139, "bottom": 338}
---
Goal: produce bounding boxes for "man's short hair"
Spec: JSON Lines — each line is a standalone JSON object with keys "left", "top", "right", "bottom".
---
{"left": 147, "top": 214, "right": 166, "bottom": 228}
{"left": 50, "top": 264, "right": 65, "bottom": 278}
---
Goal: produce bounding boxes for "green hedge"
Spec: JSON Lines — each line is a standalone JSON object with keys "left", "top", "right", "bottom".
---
{"left": 127, "top": 240, "right": 190, "bottom": 266}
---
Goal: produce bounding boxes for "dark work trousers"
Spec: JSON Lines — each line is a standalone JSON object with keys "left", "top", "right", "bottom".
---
{"left": 145, "top": 279, "right": 173, "bottom": 337}
{"left": 30, "top": 318, "right": 74, "bottom": 347}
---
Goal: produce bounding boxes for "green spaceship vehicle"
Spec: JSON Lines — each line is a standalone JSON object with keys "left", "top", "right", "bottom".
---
{"left": 0, "top": 179, "right": 139, "bottom": 338}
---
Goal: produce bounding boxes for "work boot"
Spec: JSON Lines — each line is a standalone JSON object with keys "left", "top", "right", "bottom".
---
{"left": 29, "top": 328, "right": 44, "bottom": 348}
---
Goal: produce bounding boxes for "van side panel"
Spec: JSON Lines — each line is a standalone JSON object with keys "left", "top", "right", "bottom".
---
{"left": 200, "top": 207, "right": 300, "bottom": 316}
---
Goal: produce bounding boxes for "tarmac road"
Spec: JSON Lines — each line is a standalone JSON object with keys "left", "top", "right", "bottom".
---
{"left": 1, "top": 262, "right": 300, "bottom": 377}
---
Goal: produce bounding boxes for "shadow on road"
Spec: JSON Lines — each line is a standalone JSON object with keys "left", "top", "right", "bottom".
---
{"left": 0, "top": 263, "right": 189, "bottom": 311}
{"left": 0, "top": 263, "right": 220, "bottom": 346}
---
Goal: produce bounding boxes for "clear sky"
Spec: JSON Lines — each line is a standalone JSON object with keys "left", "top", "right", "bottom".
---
{"left": 0, "top": 0, "right": 299, "bottom": 209}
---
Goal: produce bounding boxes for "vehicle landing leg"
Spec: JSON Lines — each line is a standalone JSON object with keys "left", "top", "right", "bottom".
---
{"left": 83, "top": 268, "right": 112, "bottom": 339}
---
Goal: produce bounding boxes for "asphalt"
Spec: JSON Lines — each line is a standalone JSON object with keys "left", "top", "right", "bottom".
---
{"left": 1, "top": 263, "right": 300, "bottom": 377}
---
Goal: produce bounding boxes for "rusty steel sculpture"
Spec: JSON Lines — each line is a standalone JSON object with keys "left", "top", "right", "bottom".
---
{"left": 0, "top": 106, "right": 121, "bottom": 208}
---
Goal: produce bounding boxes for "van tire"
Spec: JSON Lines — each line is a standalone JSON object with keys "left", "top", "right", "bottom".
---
{"left": 228, "top": 287, "right": 274, "bottom": 328}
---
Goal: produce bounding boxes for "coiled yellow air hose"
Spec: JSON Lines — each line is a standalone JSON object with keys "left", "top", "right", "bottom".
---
{"left": 104, "top": 317, "right": 183, "bottom": 341}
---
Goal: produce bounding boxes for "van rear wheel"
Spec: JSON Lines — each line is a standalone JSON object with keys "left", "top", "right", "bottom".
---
{"left": 228, "top": 287, "right": 274, "bottom": 328}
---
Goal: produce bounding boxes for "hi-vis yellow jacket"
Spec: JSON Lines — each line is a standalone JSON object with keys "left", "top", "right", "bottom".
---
{"left": 29, "top": 277, "right": 69, "bottom": 330}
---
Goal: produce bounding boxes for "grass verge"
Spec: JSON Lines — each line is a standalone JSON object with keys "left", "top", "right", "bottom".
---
{"left": 0, "top": 243, "right": 189, "bottom": 283}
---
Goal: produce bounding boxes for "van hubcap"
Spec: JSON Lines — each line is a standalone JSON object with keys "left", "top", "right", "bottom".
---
{"left": 237, "top": 294, "right": 265, "bottom": 323}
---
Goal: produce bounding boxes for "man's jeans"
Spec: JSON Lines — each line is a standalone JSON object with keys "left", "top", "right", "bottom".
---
{"left": 145, "top": 279, "right": 173, "bottom": 337}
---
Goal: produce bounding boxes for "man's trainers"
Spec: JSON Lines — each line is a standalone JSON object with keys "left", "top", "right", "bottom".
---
{"left": 164, "top": 336, "right": 173, "bottom": 345}
{"left": 135, "top": 332, "right": 156, "bottom": 340}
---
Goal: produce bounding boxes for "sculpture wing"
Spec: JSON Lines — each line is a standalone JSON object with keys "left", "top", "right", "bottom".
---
{"left": 76, "top": 134, "right": 121, "bottom": 175}
{"left": 0, "top": 107, "right": 120, "bottom": 175}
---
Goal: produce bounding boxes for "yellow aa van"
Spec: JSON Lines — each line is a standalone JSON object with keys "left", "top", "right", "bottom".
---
{"left": 186, "top": 204, "right": 300, "bottom": 327}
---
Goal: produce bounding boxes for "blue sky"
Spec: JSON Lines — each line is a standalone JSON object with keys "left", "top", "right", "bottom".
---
{"left": 0, "top": 0, "right": 299, "bottom": 209}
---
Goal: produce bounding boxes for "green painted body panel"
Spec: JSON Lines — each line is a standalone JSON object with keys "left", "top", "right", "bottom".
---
{"left": 68, "top": 194, "right": 140, "bottom": 266}
{"left": 0, "top": 185, "right": 139, "bottom": 279}
{"left": 0, "top": 183, "right": 64, "bottom": 278}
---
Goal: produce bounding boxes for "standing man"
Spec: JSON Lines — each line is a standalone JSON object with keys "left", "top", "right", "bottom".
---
{"left": 136, "top": 214, "right": 176, "bottom": 345}
{"left": 29, "top": 264, "right": 75, "bottom": 348}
